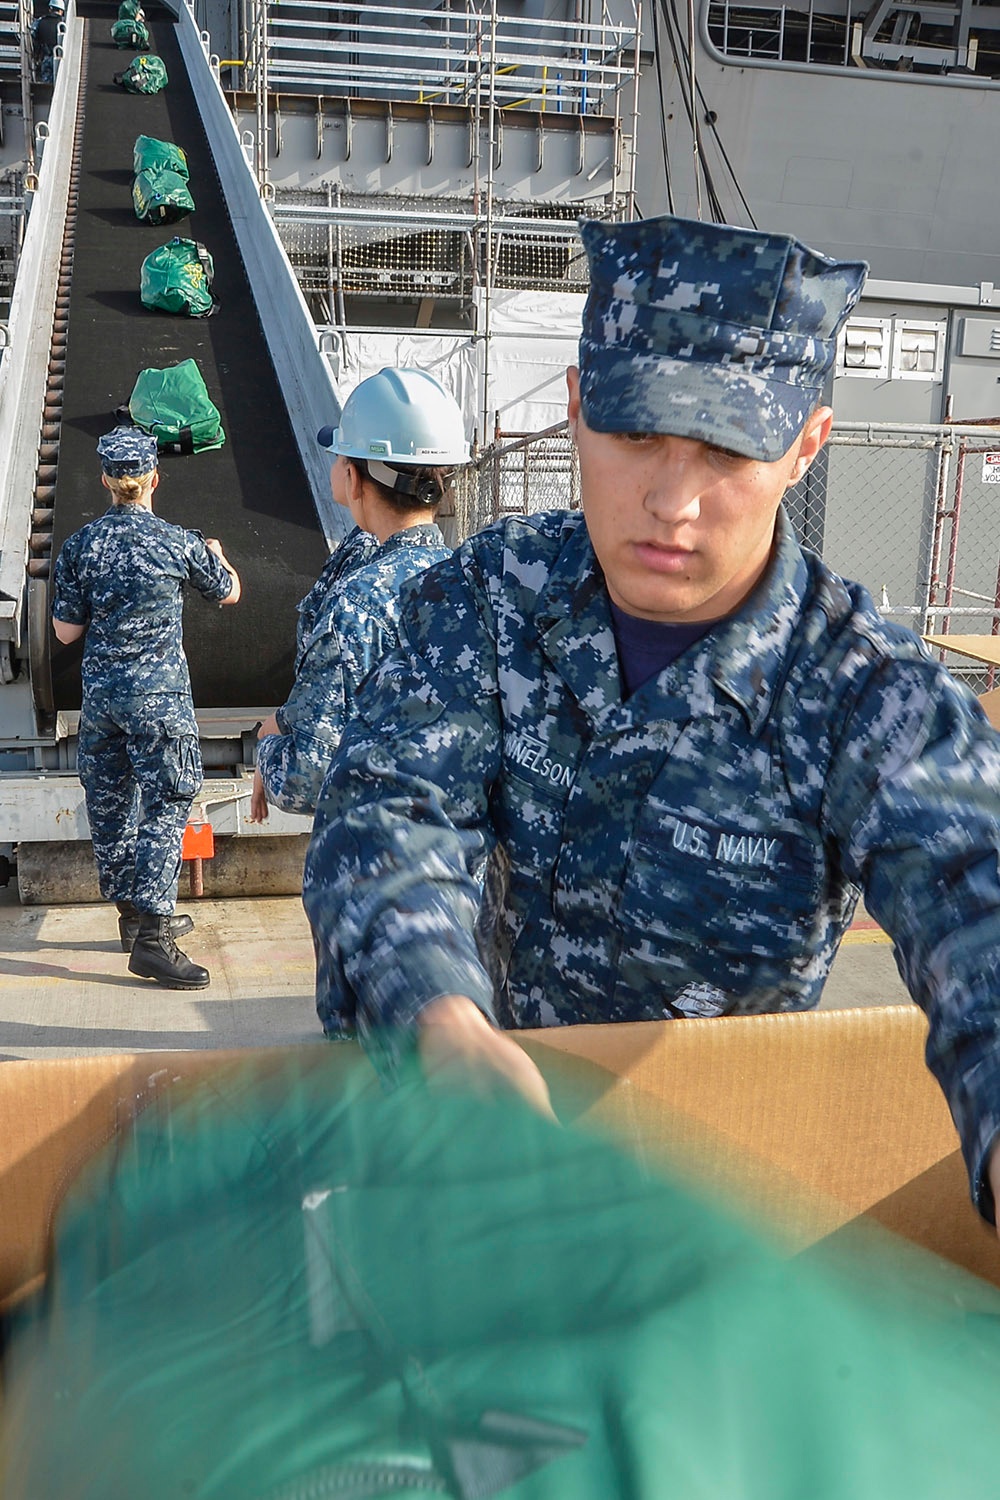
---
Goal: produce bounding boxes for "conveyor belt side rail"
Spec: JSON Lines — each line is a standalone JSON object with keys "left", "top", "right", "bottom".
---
{"left": 0, "top": 0, "right": 82, "bottom": 658}
{"left": 169, "top": 0, "right": 348, "bottom": 546}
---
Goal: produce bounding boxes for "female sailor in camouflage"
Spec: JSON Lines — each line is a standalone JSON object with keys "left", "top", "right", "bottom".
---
{"left": 250, "top": 368, "right": 466, "bottom": 822}
{"left": 303, "top": 214, "right": 1000, "bottom": 1234}
{"left": 51, "top": 428, "right": 241, "bottom": 988}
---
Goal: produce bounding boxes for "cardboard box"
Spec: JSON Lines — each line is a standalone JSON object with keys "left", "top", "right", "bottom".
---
{"left": 1, "top": 1003, "right": 997, "bottom": 1316}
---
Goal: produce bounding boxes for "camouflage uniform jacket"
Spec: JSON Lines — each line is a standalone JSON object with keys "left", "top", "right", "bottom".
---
{"left": 305, "top": 507, "right": 1000, "bottom": 1214}
{"left": 256, "top": 522, "right": 450, "bottom": 815}
{"left": 51, "top": 504, "right": 233, "bottom": 699}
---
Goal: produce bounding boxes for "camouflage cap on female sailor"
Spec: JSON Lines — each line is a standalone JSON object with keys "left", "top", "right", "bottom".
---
{"left": 577, "top": 214, "right": 868, "bottom": 461}
{"left": 96, "top": 426, "right": 159, "bottom": 478}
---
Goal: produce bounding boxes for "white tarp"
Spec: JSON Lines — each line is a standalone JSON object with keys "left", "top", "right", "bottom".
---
{"left": 332, "top": 334, "right": 479, "bottom": 446}
{"left": 480, "top": 288, "right": 585, "bottom": 437}
{"left": 332, "top": 288, "right": 585, "bottom": 448}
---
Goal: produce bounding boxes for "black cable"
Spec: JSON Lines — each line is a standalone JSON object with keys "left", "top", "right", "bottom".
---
{"left": 694, "top": 80, "right": 758, "bottom": 227}
{"left": 657, "top": 0, "right": 757, "bottom": 228}
{"left": 656, "top": 0, "right": 719, "bottom": 219}
{"left": 664, "top": 0, "right": 727, "bottom": 222}
{"left": 686, "top": 18, "right": 757, "bottom": 225}
{"left": 650, "top": 0, "right": 676, "bottom": 212}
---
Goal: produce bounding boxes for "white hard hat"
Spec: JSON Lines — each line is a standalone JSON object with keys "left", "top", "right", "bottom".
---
{"left": 317, "top": 367, "right": 470, "bottom": 467}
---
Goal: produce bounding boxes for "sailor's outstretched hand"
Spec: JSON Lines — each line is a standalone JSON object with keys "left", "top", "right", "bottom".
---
{"left": 417, "top": 993, "right": 555, "bottom": 1120}
{"left": 248, "top": 768, "right": 269, "bottom": 824}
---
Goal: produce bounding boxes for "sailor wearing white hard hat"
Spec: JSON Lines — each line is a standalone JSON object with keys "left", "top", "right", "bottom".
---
{"left": 252, "top": 367, "right": 470, "bottom": 830}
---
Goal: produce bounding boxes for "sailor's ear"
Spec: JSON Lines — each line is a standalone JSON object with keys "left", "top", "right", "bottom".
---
{"left": 788, "top": 406, "right": 833, "bottom": 486}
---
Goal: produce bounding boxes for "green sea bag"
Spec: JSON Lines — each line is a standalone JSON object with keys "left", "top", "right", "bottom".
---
{"left": 111, "top": 16, "right": 150, "bottom": 47}
{"left": 5, "top": 1052, "right": 1000, "bottom": 1500}
{"left": 133, "top": 134, "right": 188, "bottom": 180}
{"left": 140, "top": 238, "right": 217, "bottom": 318}
{"left": 113, "top": 53, "right": 167, "bottom": 93}
{"left": 132, "top": 166, "right": 194, "bottom": 226}
{"left": 128, "top": 359, "right": 225, "bottom": 453}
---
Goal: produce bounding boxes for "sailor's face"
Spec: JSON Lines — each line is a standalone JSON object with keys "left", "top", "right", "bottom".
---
{"left": 567, "top": 367, "right": 831, "bottom": 625}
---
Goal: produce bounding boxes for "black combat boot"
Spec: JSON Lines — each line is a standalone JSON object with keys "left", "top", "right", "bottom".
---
{"left": 127, "top": 914, "right": 210, "bottom": 990}
{"left": 116, "top": 900, "right": 194, "bottom": 953}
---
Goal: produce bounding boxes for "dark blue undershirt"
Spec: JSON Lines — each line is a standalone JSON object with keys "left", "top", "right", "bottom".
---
{"left": 608, "top": 599, "right": 718, "bottom": 697}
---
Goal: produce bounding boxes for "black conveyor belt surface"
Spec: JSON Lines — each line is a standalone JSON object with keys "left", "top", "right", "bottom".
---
{"left": 50, "top": 2, "right": 330, "bottom": 711}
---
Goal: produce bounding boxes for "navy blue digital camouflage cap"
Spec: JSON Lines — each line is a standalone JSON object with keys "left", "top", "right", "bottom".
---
{"left": 577, "top": 214, "right": 868, "bottom": 461}
{"left": 97, "top": 426, "right": 159, "bottom": 478}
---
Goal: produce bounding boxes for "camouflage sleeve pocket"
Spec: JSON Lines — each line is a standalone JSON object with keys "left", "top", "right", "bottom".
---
{"left": 356, "top": 652, "right": 450, "bottom": 738}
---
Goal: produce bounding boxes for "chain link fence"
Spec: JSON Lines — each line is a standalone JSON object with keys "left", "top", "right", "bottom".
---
{"left": 451, "top": 420, "right": 1000, "bottom": 691}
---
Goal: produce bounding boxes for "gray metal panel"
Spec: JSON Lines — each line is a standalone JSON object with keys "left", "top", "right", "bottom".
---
{"left": 959, "top": 318, "right": 1000, "bottom": 358}
{"left": 633, "top": 45, "right": 1000, "bottom": 286}
{"left": 246, "top": 100, "right": 618, "bottom": 204}
{"left": 944, "top": 315, "right": 1000, "bottom": 420}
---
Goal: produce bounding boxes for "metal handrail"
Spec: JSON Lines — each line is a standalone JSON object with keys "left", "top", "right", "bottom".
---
{"left": 270, "top": 203, "right": 586, "bottom": 235}
{"left": 265, "top": 38, "right": 634, "bottom": 77}
{"left": 266, "top": 1, "right": 633, "bottom": 43}
{"left": 259, "top": 0, "right": 638, "bottom": 107}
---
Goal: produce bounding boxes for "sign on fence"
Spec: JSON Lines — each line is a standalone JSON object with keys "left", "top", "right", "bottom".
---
{"left": 981, "top": 452, "right": 1000, "bottom": 484}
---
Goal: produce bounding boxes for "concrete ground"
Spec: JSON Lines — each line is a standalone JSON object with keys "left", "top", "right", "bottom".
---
{"left": 0, "top": 880, "right": 909, "bottom": 1060}
{"left": 0, "top": 882, "right": 320, "bottom": 1059}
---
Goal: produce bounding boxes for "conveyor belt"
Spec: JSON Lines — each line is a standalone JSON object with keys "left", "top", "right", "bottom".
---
{"left": 49, "top": 1, "right": 330, "bottom": 711}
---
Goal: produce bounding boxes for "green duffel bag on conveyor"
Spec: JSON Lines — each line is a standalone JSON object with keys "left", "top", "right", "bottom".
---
{"left": 128, "top": 358, "right": 226, "bottom": 454}
{"left": 111, "top": 16, "right": 150, "bottom": 47}
{"left": 140, "top": 238, "right": 217, "bottom": 318}
{"left": 133, "top": 134, "right": 188, "bottom": 180}
{"left": 132, "top": 165, "right": 194, "bottom": 226}
{"left": 113, "top": 53, "right": 167, "bottom": 93}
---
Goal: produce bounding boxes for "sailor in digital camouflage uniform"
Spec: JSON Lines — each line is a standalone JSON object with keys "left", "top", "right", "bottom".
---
{"left": 303, "top": 214, "right": 1000, "bottom": 1226}
{"left": 31, "top": 0, "right": 63, "bottom": 83}
{"left": 251, "top": 368, "right": 464, "bottom": 822}
{"left": 51, "top": 428, "right": 241, "bottom": 988}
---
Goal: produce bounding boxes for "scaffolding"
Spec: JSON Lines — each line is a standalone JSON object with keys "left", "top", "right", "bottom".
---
{"left": 246, "top": 0, "right": 640, "bottom": 112}
{"left": 234, "top": 2, "right": 640, "bottom": 441}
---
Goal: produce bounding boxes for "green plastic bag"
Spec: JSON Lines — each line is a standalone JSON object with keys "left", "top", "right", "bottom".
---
{"left": 133, "top": 134, "right": 188, "bottom": 180}
{"left": 140, "top": 238, "right": 217, "bottom": 318}
{"left": 117, "top": 0, "right": 144, "bottom": 17}
{"left": 129, "top": 359, "right": 225, "bottom": 453}
{"left": 114, "top": 53, "right": 167, "bottom": 93}
{"left": 111, "top": 16, "right": 150, "bottom": 47}
{"left": 5, "top": 1053, "right": 1000, "bottom": 1500}
{"left": 132, "top": 166, "right": 194, "bottom": 226}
